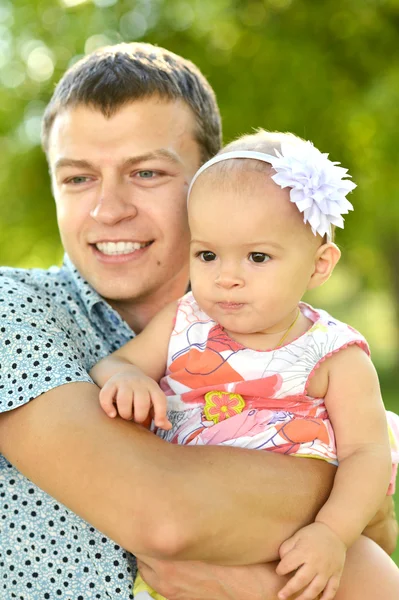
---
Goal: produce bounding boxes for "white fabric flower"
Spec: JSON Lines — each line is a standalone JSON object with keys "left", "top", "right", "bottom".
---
{"left": 269, "top": 141, "right": 356, "bottom": 239}
{"left": 188, "top": 142, "right": 356, "bottom": 240}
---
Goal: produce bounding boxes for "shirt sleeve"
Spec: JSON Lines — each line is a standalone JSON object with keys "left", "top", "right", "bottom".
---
{"left": 0, "top": 275, "right": 93, "bottom": 414}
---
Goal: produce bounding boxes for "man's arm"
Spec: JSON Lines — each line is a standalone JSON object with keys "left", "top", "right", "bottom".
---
{"left": 0, "top": 381, "right": 335, "bottom": 564}
{"left": 136, "top": 536, "right": 399, "bottom": 600}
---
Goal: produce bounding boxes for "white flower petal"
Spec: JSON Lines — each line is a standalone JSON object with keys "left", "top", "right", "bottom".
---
{"left": 266, "top": 140, "right": 356, "bottom": 239}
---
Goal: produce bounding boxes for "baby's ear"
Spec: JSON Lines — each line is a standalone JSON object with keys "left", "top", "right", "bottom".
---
{"left": 307, "top": 242, "right": 341, "bottom": 290}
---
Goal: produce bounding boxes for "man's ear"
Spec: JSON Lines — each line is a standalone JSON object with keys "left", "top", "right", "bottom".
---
{"left": 307, "top": 243, "right": 341, "bottom": 290}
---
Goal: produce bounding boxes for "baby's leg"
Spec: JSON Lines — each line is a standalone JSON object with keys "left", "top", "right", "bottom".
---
{"left": 334, "top": 535, "right": 399, "bottom": 600}
{"left": 362, "top": 495, "right": 398, "bottom": 555}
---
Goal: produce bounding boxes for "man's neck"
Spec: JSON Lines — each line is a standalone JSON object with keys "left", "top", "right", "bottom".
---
{"left": 108, "top": 279, "right": 189, "bottom": 333}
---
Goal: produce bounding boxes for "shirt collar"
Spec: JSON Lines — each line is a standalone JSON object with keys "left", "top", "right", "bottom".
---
{"left": 62, "top": 253, "right": 117, "bottom": 317}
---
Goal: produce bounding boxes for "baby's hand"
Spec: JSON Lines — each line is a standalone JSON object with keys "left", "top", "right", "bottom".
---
{"left": 276, "top": 522, "right": 346, "bottom": 600}
{"left": 99, "top": 372, "right": 172, "bottom": 430}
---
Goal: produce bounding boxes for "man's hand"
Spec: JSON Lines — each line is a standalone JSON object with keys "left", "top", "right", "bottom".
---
{"left": 136, "top": 556, "right": 295, "bottom": 600}
{"left": 276, "top": 523, "right": 346, "bottom": 600}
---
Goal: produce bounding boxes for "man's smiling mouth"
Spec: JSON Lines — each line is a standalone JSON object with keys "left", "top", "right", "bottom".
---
{"left": 95, "top": 241, "right": 153, "bottom": 255}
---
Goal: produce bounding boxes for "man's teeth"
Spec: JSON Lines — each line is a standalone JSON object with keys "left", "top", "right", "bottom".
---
{"left": 95, "top": 241, "right": 149, "bottom": 255}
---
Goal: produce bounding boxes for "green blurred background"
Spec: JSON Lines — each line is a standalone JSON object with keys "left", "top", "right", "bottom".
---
{"left": 1, "top": 0, "right": 399, "bottom": 563}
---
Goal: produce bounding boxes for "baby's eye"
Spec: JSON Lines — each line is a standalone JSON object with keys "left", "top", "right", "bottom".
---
{"left": 198, "top": 251, "right": 217, "bottom": 262}
{"left": 248, "top": 252, "right": 270, "bottom": 263}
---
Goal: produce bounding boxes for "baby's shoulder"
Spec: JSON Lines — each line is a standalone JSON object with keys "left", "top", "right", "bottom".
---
{"left": 301, "top": 302, "right": 370, "bottom": 357}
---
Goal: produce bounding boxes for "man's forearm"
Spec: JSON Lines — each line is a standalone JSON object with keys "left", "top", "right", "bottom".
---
{"left": 170, "top": 444, "right": 335, "bottom": 564}
{"left": 0, "top": 382, "right": 335, "bottom": 564}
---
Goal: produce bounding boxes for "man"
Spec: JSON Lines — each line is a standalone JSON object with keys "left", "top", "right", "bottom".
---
{"left": 0, "top": 43, "right": 397, "bottom": 600}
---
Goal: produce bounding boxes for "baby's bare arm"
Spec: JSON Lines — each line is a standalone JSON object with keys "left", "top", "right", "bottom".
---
{"left": 275, "top": 346, "right": 393, "bottom": 600}
{"left": 316, "top": 345, "right": 392, "bottom": 547}
{"left": 90, "top": 302, "right": 176, "bottom": 425}
{"left": 90, "top": 300, "right": 178, "bottom": 386}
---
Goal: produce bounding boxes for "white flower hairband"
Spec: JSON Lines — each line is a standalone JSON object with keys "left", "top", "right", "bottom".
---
{"left": 188, "top": 141, "right": 356, "bottom": 241}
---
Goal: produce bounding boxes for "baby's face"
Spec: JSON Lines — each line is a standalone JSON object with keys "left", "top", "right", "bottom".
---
{"left": 188, "top": 167, "right": 322, "bottom": 337}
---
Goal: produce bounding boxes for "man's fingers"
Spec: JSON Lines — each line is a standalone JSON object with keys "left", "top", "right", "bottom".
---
{"left": 136, "top": 557, "right": 174, "bottom": 599}
{"left": 137, "top": 561, "right": 158, "bottom": 588}
{"left": 99, "top": 385, "right": 117, "bottom": 417}
{"left": 277, "top": 565, "right": 313, "bottom": 599}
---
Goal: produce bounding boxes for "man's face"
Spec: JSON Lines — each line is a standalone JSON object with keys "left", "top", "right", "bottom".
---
{"left": 48, "top": 98, "right": 201, "bottom": 310}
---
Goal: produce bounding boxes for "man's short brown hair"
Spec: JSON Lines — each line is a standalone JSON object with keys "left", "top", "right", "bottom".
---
{"left": 42, "top": 42, "right": 222, "bottom": 163}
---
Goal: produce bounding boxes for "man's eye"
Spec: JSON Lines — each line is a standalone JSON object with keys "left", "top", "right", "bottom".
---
{"left": 198, "top": 251, "right": 217, "bottom": 262}
{"left": 137, "top": 170, "right": 155, "bottom": 178}
{"left": 66, "top": 176, "right": 90, "bottom": 185}
{"left": 248, "top": 252, "right": 270, "bottom": 263}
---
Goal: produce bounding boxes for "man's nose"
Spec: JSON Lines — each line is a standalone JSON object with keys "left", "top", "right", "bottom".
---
{"left": 90, "top": 181, "right": 138, "bottom": 225}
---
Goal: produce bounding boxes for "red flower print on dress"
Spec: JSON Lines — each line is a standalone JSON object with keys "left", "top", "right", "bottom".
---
{"left": 169, "top": 325, "right": 244, "bottom": 388}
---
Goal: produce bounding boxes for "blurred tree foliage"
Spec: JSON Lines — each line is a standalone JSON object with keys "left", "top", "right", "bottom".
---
{"left": 1, "top": 0, "right": 399, "bottom": 359}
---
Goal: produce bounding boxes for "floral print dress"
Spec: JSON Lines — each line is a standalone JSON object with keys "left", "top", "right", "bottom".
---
{"left": 157, "top": 293, "right": 399, "bottom": 492}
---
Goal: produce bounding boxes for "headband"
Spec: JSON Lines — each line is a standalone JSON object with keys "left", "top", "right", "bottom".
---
{"left": 188, "top": 142, "right": 356, "bottom": 241}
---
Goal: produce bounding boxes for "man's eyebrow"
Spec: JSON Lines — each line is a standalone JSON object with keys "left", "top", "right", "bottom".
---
{"left": 123, "top": 149, "right": 183, "bottom": 168}
{"left": 54, "top": 149, "right": 182, "bottom": 172}
{"left": 54, "top": 158, "right": 94, "bottom": 171}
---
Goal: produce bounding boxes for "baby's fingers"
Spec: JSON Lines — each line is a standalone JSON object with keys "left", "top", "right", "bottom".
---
{"left": 277, "top": 565, "right": 315, "bottom": 600}
{"left": 99, "top": 384, "right": 118, "bottom": 418}
{"left": 132, "top": 389, "right": 152, "bottom": 424}
{"left": 151, "top": 388, "right": 172, "bottom": 430}
{"left": 115, "top": 384, "right": 136, "bottom": 420}
{"left": 320, "top": 575, "right": 341, "bottom": 600}
{"left": 279, "top": 534, "right": 297, "bottom": 559}
{"left": 276, "top": 547, "right": 303, "bottom": 577}
{"left": 290, "top": 575, "right": 329, "bottom": 600}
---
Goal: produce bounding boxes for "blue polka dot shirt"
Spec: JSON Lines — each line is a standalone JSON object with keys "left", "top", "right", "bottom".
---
{"left": 0, "top": 255, "right": 137, "bottom": 599}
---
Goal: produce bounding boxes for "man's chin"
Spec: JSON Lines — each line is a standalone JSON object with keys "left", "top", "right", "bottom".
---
{"left": 94, "top": 283, "right": 148, "bottom": 304}
{"left": 75, "top": 257, "right": 189, "bottom": 306}
{"left": 75, "top": 262, "right": 149, "bottom": 300}
{"left": 93, "top": 274, "right": 163, "bottom": 304}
